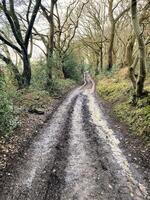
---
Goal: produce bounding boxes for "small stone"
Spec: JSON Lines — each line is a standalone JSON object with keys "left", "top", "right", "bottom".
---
{"left": 130, "top": 193, "right": 134, "bottom": 197}
{"left": 146, "top": 195, "right": 150, "bottom": 200}
{"left": 109, "top": 184, "right": 113, "bottom": 189}
{"left": 139, "top": 184, "right": 146, "bottom": 194}
{"left": 52, "top": 168, "right": 56, "bottom": 173}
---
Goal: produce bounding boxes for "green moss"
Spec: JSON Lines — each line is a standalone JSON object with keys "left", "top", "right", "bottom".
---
{"left": 97, "top": 75, "right": 150, "bottom": 144}
{"left": 114, "top": 103, "right": 150, "bottom": 140}
{"left": 97, "top": 79, "right": 129, "bottom": 102}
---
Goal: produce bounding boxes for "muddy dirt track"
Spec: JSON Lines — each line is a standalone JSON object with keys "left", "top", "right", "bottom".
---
{"left": 0, "top": 78, "right": 149, "bottom": 200}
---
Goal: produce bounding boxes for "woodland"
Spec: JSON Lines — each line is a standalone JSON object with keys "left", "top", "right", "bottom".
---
{"left": 0, "top": 0, "right": 150, "bottom": 144}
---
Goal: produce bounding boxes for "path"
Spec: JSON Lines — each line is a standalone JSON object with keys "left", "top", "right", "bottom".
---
{"left": 0, "top": 76, "right": 149, "bottom": 200}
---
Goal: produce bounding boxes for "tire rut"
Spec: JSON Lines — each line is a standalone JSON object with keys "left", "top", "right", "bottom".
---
{"left": 82, "top": 93, "right": 148, "bottom": 200}
{"left": 43, "top": 96, "right": 77, "bottom": 200}
{"left": 61, "top": 95, "right": 99, "bottom": 200}
{"left": 82, "top": 94, "right": 119, "bottom": 199}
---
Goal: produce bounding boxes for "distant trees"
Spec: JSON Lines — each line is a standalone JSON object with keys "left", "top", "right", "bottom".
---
{"left": 77, "top": 0, "right": 150, "bottom": 97}
{"left": 55, "top": 0, "right": 89, "bottom": 78}
{"left": 32, "top": 0, "right": 88, "bottom": 79}
{"left": 78, "top": 0, "right": 131, "bottom": 72}
{"left": 79, "top": 0, "right": 107, "bottom": 75}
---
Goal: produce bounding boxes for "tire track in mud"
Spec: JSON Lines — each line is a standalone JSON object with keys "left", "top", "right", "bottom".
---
{"left": 61, "top": 96, "right": 99, "bottom": 200}
{"left": 82, "top": 93, "right": 148, "bottom": 200}
{"left": 82, "top": 94, "right": 119, "bottom": 200}
{"left": 43, "top": 96, "right": 77, "bottom": 200}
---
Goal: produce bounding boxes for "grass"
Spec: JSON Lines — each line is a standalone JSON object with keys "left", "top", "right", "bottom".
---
{"left": 96, "top": 67, "right": 150, "bottom": 145}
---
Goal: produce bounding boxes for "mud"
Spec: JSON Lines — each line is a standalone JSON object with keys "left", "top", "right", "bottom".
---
{"left": 0, "top": 80, "right": 149, "bottom": 200}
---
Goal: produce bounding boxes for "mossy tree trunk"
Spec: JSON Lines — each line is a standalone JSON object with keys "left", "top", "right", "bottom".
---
{"left": 129, "top": 56, "right": 138, "bottom": 90}
{"left": 131, "top": 0, "right": 146, "bottom": 97}
{"left": 95, "top": 53, "right": 100, "bottom": 76}
{"left": 22, "top": 50, "right": 31, "bottom": 87}
{"left": 125, "top": 35, "right": 136, "bottom": 67}
{"left": 107, "top": 23, "right": 115, "bottom": 70}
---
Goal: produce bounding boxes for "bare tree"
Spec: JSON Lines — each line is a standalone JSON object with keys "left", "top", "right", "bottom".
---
{"left": 0, "top": 0, "right": 41, "bottom": 87}
{"left": 107, "top": 0, "right": 130, "bottom": 70}
{"left": 33, "top": 0, "right": 88, "bottom": 79}
{"left": 40, "top": 0, "right": 58, "bottom": 79}
{"left": 54, "top": 0, "right": 89, "bottom": 78}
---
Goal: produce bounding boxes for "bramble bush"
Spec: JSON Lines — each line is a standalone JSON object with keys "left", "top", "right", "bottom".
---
{"left": 0, "top": 73, "right": 19, "bottom": 136}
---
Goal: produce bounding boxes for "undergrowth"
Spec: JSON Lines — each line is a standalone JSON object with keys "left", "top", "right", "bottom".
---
{"left": 46, "top": 78, "right": 76, "bottom": 96}
{"left": 1, "top": 54, "right": 80, "bottom": 138}
{"left": 0, "top": 74, "right": 19, "bottom": 136}
{"left": 97, "top": 67, "right": 150, "bottom": 145}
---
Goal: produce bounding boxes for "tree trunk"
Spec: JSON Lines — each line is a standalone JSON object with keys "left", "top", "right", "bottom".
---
{"left": 131, "top": 0, "right": 146, "bottom": 97}
{"left": 47, "top": 52, "right": 53, "bottom": 79}
{"left": 49, "top": 1, "right": 55, "bottom": 56}
{"left": 47, "top": 0, "right": 56, "bottom": 80}
{"left": 100, "top": 45, "right": 103, "bottom": 71}
{"left": 22, "top": 51, "right": 31, "bottom": 87}
{"left": 95, "top": 55, "right": 100, "bottom": 75}
{"left": 61, "top": 58, "right": 66, "bottom": 79}
{"left": 129, "top": 56, "right": 138, "bottom": 90}
{"left": 124, "top": 35, "right": 136, "bottom": 67}
{"left": 107, "top": 23, "right": 115, "bottom": 70}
